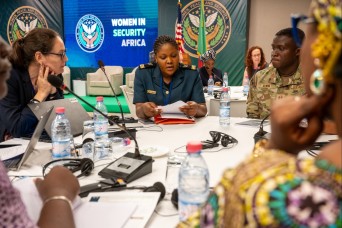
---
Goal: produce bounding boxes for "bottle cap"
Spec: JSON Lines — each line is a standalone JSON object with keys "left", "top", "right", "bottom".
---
{"left": 186, "top": 141, "right": 202, "bottom": 154}
{"left": 209, "top": 76, "right": 213, "bottom": 79}
{"left": 96, "top": 96, "right": 104, "bottom": 102}
{"left": 55, "top": 107, "right": 65, "bottom": 114}
{"left": 222, "top": 87, "right": 228, "bottom": 92}
{"left": 123, "top": 138, "right": 131, "bottom": 146}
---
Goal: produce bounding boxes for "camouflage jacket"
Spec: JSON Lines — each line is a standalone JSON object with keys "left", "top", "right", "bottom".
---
{"left": 246, "top": 66, "right": 305, "bottom": 119}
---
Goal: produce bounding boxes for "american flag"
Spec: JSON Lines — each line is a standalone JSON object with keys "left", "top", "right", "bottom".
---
{"left": 176, "top": 1, "right": 184, "bottom": 54}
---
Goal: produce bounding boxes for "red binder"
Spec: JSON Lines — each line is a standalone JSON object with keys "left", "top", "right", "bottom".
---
{"left": 153, "top": 114, "right": 195, "bottom": 125}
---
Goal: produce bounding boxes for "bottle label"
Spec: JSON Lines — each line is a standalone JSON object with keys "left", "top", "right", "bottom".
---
{"left": 94, "top": 121, "right": 108, "bottom": 137}
{"left": 220, "top": 107, "right": 230, "bottom": 117}
{"left": 52, "top": 139, "right": 71, "bottom": 158}
{"left": 179, "top": 200, "right": 201, "bottom": 221}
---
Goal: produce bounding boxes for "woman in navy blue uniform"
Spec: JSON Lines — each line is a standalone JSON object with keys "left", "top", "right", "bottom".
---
{"left": 133, "top": 35, "right": 207, "bottom": 119}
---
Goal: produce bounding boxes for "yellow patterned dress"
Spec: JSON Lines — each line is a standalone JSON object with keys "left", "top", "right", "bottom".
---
{"left": 178, "top": 141, "right": 342, "bottom": 227}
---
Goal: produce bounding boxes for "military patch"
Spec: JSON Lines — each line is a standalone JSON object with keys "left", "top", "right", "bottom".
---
{"left": 180, "top": 64, "right": 197, "bottom": 71}
{"left": 139, "top": 63, "right": 155, "bottom": 69}
{"left": 147, "top": 90, "right": 156, "bottom": 94}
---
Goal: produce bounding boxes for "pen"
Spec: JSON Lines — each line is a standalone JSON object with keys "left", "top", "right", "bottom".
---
{"left": 0, "top": 144, "right": 22, "bottom": 148}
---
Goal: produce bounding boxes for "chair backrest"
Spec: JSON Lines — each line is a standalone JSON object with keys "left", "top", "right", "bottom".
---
{"left": 125, "top": 66, "right": 138, "bottom": 88}
{"left": 120, "top": 85, "right": 137, "bottom": 119}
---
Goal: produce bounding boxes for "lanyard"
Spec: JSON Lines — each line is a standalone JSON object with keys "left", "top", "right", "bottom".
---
{"left": 160, "top": 76, "right": 173, "bottom": 106}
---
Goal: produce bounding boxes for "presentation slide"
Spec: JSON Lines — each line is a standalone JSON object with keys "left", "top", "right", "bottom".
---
{"left": 63, "top": 0, "right": 158, "bottom": 68}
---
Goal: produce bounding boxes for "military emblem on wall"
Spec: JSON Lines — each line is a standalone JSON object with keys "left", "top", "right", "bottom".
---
{"left": 7, "top": 6, "right": 48, "bottom": 45}
{"left": 180, "top": 0, "right": 231, "bottom": 57}
{"left": 75, "top": 14, "right": 105, "bottom": 53}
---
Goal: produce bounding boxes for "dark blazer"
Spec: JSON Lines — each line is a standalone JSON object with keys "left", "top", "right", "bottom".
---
{"left": 0, "top": 68, "right": 63, "bottom": 141}
{"left": 199, "top": 67, "right": 223, "bottom": 86}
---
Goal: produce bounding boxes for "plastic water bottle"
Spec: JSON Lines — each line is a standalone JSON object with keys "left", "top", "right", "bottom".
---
{"left": 207, "top": 76, "right": 214, "bottom": 96}
{"left": 223, "top": 72, "right": 228, "bottom": 88}
{"left": 94, "top": 96, "right": 108, "bottom": 140}
{"left": 51, "top": 107, "right": 72, "bottom": 159}
{"left": 178, "top": 141, "right": 209, "bottom": 222}
{"left": 243, "top": 75, "right": 250, "bottom": 96}
{"left": 219, "top": 87, "right": 230, "bottom": 127}
{"left": 110, "top": 137, "right": 131, "bottom": 153}
{"left": 94, "top": 96, "right": 109, "bottom": 159}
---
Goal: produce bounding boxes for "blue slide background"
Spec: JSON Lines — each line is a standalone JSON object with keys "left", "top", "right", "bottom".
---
{"left": 63, "top": 0, "right": 158, "bottom": 68}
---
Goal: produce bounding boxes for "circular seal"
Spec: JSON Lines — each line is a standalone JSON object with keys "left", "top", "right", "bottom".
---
{"left": 179, "top": 0, "right": 231, "bottom": 58}
{"left": 7, "top": 6, "right": 48, "bottom": 45}
{"left": 75, "top": 14, "right": 104, "bottom": 53}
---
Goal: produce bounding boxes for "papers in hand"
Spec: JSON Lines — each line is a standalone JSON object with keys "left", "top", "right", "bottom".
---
{"left": 157, "top": 100, "right": 186, "bottom": 114}
{"left": 155, "top": 101, "right": 195, "bottom": 124}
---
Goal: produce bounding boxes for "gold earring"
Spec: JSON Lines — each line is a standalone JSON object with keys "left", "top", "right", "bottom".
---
{"left": 310, "top": 58, "right": 325, "bottom": 95}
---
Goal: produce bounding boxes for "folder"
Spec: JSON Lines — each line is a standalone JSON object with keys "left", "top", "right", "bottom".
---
{"left": 154, "top": 113, "right": 195, "bottom": 125}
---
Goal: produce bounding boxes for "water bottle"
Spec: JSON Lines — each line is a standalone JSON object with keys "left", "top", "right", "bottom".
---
{"left": 178, "top": 141, "right": 209, "bottom": 222}
{"left": 219, "top": 87, "right": 230, "bottom": 127}
{"left": 223, "top": 72, "right": 228, "bottom": 88}
{"left": 207, "top": 76, "right": 214, "bottom": 96}
{"left": 243, "top": 75, "right": 250, "bottom": 96}
{"left": 94, "top": 96, "right": 109, "bottom": 159}
{"left": 94, "top": 96, "right": 108, "bottom": 140}
{"left": 51, "top": 107, "right": 72, "bottom": 159}
{"left": 110, "top": 137, "right": 131, "bottom": 153}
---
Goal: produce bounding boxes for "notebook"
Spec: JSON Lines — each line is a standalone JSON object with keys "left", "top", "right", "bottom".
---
{"left": 1, "top": 106, "right": 53, "bottom": 170}
{"left": 28, "top": 98, "right": 92, "bottom": 137}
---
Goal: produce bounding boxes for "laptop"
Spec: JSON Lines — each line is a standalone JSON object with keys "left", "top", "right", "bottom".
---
{"left": 28, "top": 98, "right": 92, "bottom": 137}
{"left": 1, "top": 106, "right": 53, "bottom": 170}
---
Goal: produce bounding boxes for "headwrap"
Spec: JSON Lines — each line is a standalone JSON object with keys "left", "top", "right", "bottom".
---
{"left": 310, "top": 0, "right": 342, "bottom": 82}
{"left": 200, "top": 49, "right": 216, "bottom": 62}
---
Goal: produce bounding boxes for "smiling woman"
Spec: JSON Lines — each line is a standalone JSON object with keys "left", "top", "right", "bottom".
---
{"left": 133, "top": 35, "right": 207, "bottom": 119}
{"left": 0, "top": 28, "right": 67, "bottom": 141}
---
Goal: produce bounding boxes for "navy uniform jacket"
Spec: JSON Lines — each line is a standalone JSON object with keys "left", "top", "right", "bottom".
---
{"left": 133, "top": 63, "right": 205, "bottom": 106}
{"left": 199, "top": 66, "right": 223, "bottom": 86}
{"left": 0, "top": 67, "right": 64, "bottom": 141}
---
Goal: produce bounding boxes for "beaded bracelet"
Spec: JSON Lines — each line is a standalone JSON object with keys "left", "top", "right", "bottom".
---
{"left": 43, "top": 196, "right": 73, "bottom": 209}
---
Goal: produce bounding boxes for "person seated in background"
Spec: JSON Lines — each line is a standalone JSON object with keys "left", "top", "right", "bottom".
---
{"left": 199, "top": 49, "right": 223, "bottom": 86}
{"left": 246, "top": 27, "right": 306, "bottom": 119}
{"left": 0, "top": 35, "right": 79, "bottom": 228}
{"left": 133, "top": 35, "right": 207, "bottom": 119}
{"left": 242, "top": 46, "right": 269, "bottom": 85}
{"left": 0, "top": 28, "right": 67, "bottom": 142}
{"left": 178, "top": 0, "right": 341, "bottom": 226}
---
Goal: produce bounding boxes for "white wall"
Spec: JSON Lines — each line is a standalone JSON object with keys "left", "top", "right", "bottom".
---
{"left": 248, "top": 0, "right": 311, "bottom": 62}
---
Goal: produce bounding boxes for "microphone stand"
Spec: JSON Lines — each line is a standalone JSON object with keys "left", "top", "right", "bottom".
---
{"left": 253, "top": 114, "right": 271, "bottom": 144}
{"left": 98, "top": 64, "right": 127, "bottom": 129}
{"left": 60, "top": 85, "right": 153, "bottom": 183}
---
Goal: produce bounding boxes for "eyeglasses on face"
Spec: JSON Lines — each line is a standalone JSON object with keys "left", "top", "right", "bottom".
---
{"left": 43, "top": 51, "right": 67, "bottom": 60}
{"left": 291, "top": 14, "right": 317, "bottom": 47}
{"left": 209, "top": 131, "right": 238, "bottom": 147}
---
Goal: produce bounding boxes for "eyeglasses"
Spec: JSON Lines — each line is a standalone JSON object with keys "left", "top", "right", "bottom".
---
{"left": 43, "top": 51, "right": 67, "bottom": 60}
{"left": 204, "top": 131, "right": 238, "bottom": 147}
{"left": 291, "top": 14, "right": 317, "bottom": 47}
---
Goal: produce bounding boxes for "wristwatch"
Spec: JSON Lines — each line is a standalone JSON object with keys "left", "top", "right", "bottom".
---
{"left": 29, "top": 98, "right": 40, "bottom": 104}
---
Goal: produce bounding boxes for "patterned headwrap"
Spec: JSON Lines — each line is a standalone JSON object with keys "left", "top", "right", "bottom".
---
{"left": 200, "top": 49, "right": 216, "bottom": 62}
{"left": 310, "top": 0, "right": 342, "bottom": 82}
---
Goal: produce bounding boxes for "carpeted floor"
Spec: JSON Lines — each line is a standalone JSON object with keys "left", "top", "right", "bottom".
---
{"left": 64, "top": 93, "right": 129, "bottom": 113}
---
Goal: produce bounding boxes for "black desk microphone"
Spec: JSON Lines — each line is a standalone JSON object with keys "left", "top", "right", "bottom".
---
{"left": 253, "top": 114, "right": 271, "bottom": 144}
{"left": 48, "top": 75, "right": 153, "bottom": 183}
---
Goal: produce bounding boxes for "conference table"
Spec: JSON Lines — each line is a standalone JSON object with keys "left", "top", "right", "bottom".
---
{"left": 7, "top": 116, "right": 334, "bottom": 227}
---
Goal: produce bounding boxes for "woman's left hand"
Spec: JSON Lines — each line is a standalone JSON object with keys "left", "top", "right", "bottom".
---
{"left": 179, "top": 101, "right": 199, "bottom": 117}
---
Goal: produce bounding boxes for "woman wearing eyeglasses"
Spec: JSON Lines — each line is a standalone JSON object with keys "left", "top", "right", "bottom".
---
{"left": 0, "top": 28, "right": 67, "bottom": 141}
{"left": 178, "top": 0, "right": 341, "bottom": 227}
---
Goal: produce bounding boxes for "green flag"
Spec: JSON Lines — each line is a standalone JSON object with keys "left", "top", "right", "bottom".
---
{"left": 197, "top": 0, "right": 206, "bottom": 66}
